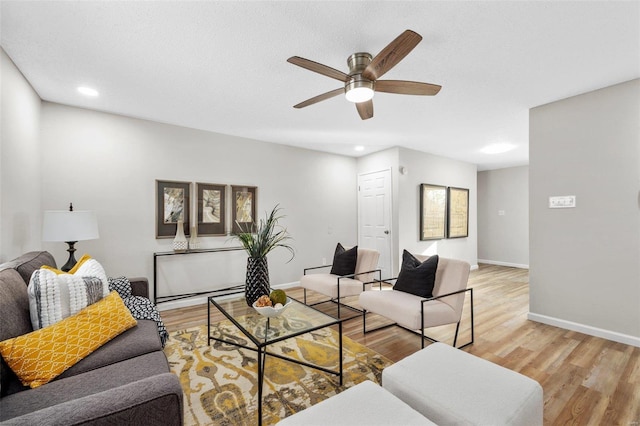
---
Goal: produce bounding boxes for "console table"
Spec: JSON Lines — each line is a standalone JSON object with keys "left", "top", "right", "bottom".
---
{"left": 153, "top": 247, "right": 245, "bottom": 304}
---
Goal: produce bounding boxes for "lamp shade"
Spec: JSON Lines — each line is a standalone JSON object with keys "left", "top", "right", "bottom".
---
{"left": 42, "top": 210, "right": 99, "bottom": 242}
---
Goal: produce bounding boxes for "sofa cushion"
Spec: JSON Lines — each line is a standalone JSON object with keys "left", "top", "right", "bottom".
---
{"left": 0, "top": 292, "right": 137, "bottom": 388}
{"left": 1, "top": 320, "right": 162, "bottom": 397}
{"left": 0, "top": 269, "right": 33, "bottom": 342}
{"left": 0, "top": 350, "right": 171, "bottom": 421}
{"left": 0, "top": 251, "right": 56, "bottom": 285}
{"left": 330, "top": 243, "right": 357, "bottom": 276}
{"left": 0, "top": 269, "right": 35, "bottom": 397}
{"left": 2, "top": 373, "right": 182, "bottom": 426}
{"left": 58, "top": 319, "right": 162, "bottom": 380}
{"left": 394, "top": 251, "right": 439, "bottom": 298}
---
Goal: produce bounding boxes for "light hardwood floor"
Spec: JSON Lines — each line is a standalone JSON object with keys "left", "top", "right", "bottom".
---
{"left": 161, "top": 264, "right": 640, "bottom": 425}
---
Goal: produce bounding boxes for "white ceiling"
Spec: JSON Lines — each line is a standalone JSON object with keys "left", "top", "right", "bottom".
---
{"left": 1, "top": 1, "right": 638, "bottom": 170}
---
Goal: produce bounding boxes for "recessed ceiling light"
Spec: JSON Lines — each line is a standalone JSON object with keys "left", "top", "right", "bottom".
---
{"left": 354, "top": 145, "right": 365, "bottom": 152}
{"left": 77, "top": 86, "right": 99, "bottom": 97}
{"left": 480, "top": 143, "right": 516, "bottom": 154}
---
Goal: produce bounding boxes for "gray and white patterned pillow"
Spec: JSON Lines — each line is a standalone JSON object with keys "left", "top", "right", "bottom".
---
{"left": 27, "top": 268, "right": 107, "bottom": 330}
{"left": 122, "top": 296, "right": 169, "bottom": 347}
{"left": 108, "top": 276, "right": 132, "bottom": 298}
{"left": 108, "top": 276, "right": 169, "bottom": 347}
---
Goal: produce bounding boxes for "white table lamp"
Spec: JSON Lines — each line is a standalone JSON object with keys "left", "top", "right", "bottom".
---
{"left": 43, "top": 203, "right": 99, "bottom": 271}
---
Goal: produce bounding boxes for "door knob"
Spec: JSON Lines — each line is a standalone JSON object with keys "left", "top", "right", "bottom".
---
{"left": 384, "top": 230, "right": 390, "bottom": 235}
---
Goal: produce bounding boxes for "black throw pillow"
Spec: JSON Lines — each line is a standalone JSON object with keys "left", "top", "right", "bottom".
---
{"left": 393, "top": 251, "right": 439, "bottom": 298}
{"left": 330, "top": 243, "right": 358, "bottom": 276}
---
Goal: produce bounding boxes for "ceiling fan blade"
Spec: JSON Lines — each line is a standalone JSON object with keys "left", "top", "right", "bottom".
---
{"left": 293, "top": 88, "right": 344, "bottom": 109}
{"left": 287, "top": 56, "right": 349, "bottom": 82}
{"left": 362, "top": 30, "right": 422, "bottom": 81}
{"left": 356, "top": 100, "right": 373, "bottom": 120}
{"left": 375, "top": 80, "right": 441, "bottom": 96}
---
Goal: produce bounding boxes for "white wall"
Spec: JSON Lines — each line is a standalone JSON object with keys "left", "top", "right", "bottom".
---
{"left": 398, "top": 147, "right": 478, "bottom": 269}
{"left": 529, "top": 79, "right": 640, "bottom": 346}
{"left": 0, "top": 49, "right": 43, "bottom": 261}
{"left": 358, "top": 146, "right": 478, "bottom": 274}
{"left": 38, "top": 102, "right": 358, "bottom": 302}
{"left": 477, "top": 166, "right": 529, "bottom": 268}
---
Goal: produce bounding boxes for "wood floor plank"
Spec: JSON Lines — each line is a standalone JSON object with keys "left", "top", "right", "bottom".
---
{"left": 567, "top": 336, "right": 608, "bottom": 369}
{"left": 582, "top": 346, "right": 628, "bottom": 394}
{"left": 160, "top": 264, "right": 640, "bottom": 425}
{"left": 624, "top": 346, "right": 640, "bottom": 384}
{"left": 606, "top": 380, "right": 640, "bottom": 425}
{"left": 552, "top": 385, "right": 602, "bottom": 426}
{"left": 542, "top": 364, "right": 590, "bottom": 423}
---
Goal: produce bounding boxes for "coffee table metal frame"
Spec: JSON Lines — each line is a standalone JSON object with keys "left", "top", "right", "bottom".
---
{"left": 207, "top": 294, "right": 344, "bottom": 425}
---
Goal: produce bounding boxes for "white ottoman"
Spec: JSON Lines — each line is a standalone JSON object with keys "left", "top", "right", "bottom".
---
{"left": 277, "top": 380, "right": 435, "bottom": 425}
{"left": 383, "top": 343, "right": 543, "bottom": 425}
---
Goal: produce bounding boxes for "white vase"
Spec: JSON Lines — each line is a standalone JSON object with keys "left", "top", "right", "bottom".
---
{"left": 189, "top": 226, "right": 200, "bottom": 250}
{"left": 173, "top": 220, "right": 188, "bottom": 252}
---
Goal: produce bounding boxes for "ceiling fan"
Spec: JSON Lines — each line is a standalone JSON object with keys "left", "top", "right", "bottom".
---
{"left": 287, "top": 29, "right": 441, "bottom": 120}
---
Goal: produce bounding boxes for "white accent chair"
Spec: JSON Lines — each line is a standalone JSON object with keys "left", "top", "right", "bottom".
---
{"left": 359, "top": 255, "right": 473, "bottom": 348}
{"left": 300, "top": 248, "right": 380, "bottom": 319}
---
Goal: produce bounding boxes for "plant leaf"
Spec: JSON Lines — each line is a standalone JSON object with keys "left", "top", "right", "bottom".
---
{"left": 230, "top": 204, "right": 295, "bottom": 261}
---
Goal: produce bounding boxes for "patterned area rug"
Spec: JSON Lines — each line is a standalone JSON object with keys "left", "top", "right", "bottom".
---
{"left": 164, "top": 323, "right": 392, "bottom": 425}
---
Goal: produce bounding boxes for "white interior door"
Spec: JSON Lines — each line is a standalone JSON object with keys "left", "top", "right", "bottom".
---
{"left": 358, "top": 169, "right": 392, "bottom": 279}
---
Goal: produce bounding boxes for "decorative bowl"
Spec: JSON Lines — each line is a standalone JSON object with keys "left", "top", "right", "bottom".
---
{"left": 252, "top": 297, "right": 293, "bottom": 318}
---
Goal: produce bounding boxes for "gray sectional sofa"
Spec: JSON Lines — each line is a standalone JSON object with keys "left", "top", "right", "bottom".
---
{"left": 0, "top": 251, "right": 183, "bottom": 425}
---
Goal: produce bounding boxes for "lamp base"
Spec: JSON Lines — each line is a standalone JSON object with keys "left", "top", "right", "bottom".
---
{"left": 61, "top": 241, "right": 78, "bottom": 272}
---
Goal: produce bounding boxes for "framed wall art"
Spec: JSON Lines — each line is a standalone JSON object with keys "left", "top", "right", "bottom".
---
{"left": 420, "top": 184, "right": 447, "bottom": 240}
{"left": 196, "top": 182, "right": 226, "bottom": 236}
{"left": 156, "top": 180, "right": 191, "bottom": 238}
{"left": 447, "top": 186, "right": 469, "bottom": 238}
{"left": 231, "top": 185, "right": 257, "bottom": 234}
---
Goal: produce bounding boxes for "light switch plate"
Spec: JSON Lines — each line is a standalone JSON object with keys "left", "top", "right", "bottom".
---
{"left": 549, "top": 195, "right": 576, "bottom": 208}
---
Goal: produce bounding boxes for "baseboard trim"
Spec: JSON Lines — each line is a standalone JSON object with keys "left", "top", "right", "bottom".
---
{"left": 478, "top": 259, "right": 529, "bottom": 269}
{"left": 157, "top": 281, "right": 300, "bottom": 311}
{"left": 470, "top": 264, "right": 479, "bottom": 271}
{"left": 527, "top": 312, "right": 640, "bottom": 348}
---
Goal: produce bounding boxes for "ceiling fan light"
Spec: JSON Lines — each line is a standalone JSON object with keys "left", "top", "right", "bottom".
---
{"left": 345, "top": 86, "right": 374, "bottom": 103}
{"left": 345, "top": 77, "right": 374, "bottom": 103}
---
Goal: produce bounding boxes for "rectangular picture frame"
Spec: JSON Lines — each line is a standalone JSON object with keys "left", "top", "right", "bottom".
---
{"left": 231, "top": 185, "right": 257, "bottom": 234}
{"left": 420, "top": 183, "right": 447, "bottom": 240}
{"left": 196, "top": 182, "right": 226, "bottom": 236}
{"left": 156, "top": 179, "right": 191, "bottom": 238}
{"left": 447, "top": 186, "right": 469, "bottom": 238}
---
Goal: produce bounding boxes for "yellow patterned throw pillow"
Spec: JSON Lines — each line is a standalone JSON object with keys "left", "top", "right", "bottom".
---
{"left": 0, "top": 291, "right": 137, "bottom": 388}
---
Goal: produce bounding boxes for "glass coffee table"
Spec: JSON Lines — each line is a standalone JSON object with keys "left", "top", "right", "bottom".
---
{"left": 207, "top": 294, "right": 344, "bottom": 425}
